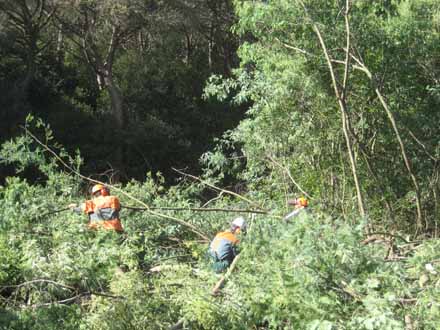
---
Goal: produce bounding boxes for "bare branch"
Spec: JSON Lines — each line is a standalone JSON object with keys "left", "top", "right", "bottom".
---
{"left": 265, "top": 154, "right": 312, "bottom": 199}
{"left": 105, "top": 25, "right": 120, "bottom": 69}
{"left": 1, "top": 279, "right": 75, "bottom": 292}
{"left": 406, "top": 128, "right": 438, "bottom": 162}
{"left": 172, "top": 168, "right": 266, "bottom": 211}
{"left": 341, "top": 0, "right": 351, "bottom": 100}
{"left": 123, "top": 205, "right": 271, "bottom": 215}
{"left": 275, "top": 38, "right": 315, "bottom": 57}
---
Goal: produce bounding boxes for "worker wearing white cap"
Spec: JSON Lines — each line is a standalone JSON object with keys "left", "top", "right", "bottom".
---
{"left": 208, "top": 217, "right": 246, "bottom": 273}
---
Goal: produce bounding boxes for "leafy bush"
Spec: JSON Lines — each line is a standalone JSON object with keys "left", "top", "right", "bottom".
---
{"left": 1, "top": 120, "right": 439, "bottom": 330}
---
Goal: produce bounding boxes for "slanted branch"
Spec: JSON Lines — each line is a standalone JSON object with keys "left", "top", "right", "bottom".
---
{"left": 212, "top": 254, "right": 241, "bottom": 296}
{"left": 172, "top": 168, "right": 267, "bottom": 211}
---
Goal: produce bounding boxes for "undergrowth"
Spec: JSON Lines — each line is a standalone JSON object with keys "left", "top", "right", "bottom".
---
{"left": 0, "top": 122, "right": 439, "bottom": 329}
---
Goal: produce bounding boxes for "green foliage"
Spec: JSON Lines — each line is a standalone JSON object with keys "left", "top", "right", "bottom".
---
{"left": 204, "top": 0, "right": 440, "bottom": 230}
{"left": 1, "top": 130, "right": 440, "bottom": 329}
{"left": 0, "top": 0, "right": 242, "bottom": 182}
{"left": 1, "top": 0, "right": 440, "bottom": 329}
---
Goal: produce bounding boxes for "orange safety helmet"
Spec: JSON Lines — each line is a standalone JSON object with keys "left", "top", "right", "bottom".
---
{"left": 91, "top": 184, "right": 109, "bottom": 196}
{"left": 296, "top": 197, "right": 308, "bottom": 207}
{"left": 288, "top": 197, "right": 308, "bottom": 208}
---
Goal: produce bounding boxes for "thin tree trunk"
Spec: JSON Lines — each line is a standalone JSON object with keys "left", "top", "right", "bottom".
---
{"left": 360, "top": 149, "right": 394, "bottom": 222}
{"left": 208, "top": 22, "right": 213, "bottom": 70}
{"left": 56, "top": 23, "right": 64, "bottom": 63}
{"left": 21, "top": 56, "right": 36, "bottom": 95}
{"left": 105, "top": 78, "right": 125, "bottom": 129}
{"left": 350, "top": 56, "right": 424, "bottom": 229}
{"left": 374, "top": 87, "right": 423, "bottom": 229}
{"left": 104, "top": 75, "right": 125, "bottom": 182}
{"left": 302, "top": 0, "right": 366, "bottom": 217}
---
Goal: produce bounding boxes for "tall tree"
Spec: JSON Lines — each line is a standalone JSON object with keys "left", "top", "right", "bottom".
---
{"left": 205, "top": 0, "right": 440, "bottom": 232}
{"left": 0, "top": 0, "right": 57, "bottom": 94}
{"left": 55, "top": 0, "right": 147, "bottom": 179}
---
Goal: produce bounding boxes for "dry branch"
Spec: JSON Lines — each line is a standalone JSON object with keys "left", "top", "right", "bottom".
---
{"left": 265, "top": 154, "right": 311, "bottom": 199}
{"left": 123, "top": 205, "right": 269, "bottom": 215}
{"left": 212, "top": 254, "right": 241, "bottom": 296}
{"left": 172, "top": 168, "right": 266, "bottom": 211}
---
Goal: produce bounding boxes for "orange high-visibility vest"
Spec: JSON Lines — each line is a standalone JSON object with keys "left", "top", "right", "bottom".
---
{"left": 209, "top": 231, "right": 239, "bottom": 260}
{"left": 82, "top": 195, "right": 123, "bottom": 232}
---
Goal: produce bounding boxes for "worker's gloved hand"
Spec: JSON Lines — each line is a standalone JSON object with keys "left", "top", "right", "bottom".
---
{"left": 232, "top": 246, "right": 239, "bottom": 257}
{"left": 68, "top": 203, "right": 77, "bottom": 209}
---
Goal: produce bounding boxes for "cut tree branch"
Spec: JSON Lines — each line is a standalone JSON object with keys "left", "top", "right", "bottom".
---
{"left": 123, "top": 205, "right": 270, "bottom": 215}
{"left": 212, "top": 254, "right": 241, "bottom": 296}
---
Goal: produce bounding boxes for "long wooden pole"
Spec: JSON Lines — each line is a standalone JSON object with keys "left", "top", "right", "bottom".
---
{"left": 212, "top": 254, "right": 241, "bottom": 296}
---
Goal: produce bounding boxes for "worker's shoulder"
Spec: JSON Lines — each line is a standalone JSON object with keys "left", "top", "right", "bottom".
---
{"left": 215, "top": 231, "right": 238, "bottom": 242}
{"left": 99, "top": 195, "right": 120, "bottom": 202}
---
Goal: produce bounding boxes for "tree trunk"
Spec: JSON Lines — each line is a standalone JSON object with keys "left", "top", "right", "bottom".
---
{"left": 21, "top": 57, "right": 36, "bottom": 96}
{"left": 304, "top": 0, "right": 366, "bottom": 217}
{"left": 56, "top": 24, "right": 64, "bottom": 63}
{"left": 350, "top": 57, "right": 424, "bottom": 229}
{"left": 103, "top": 74, "right": 125, "bottom": 182}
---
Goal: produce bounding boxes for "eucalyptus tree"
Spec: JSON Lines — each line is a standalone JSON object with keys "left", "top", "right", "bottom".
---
{"left": 0, "top": 0, "right": 57, "bottom": 94}
{"left": 147, "top": 0, "right": 238, "bottom": 74}
{"left": 54, "top": 0, "right": 148, "bottom": 179}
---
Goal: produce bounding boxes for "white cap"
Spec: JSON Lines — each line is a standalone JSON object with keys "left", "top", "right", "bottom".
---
{"left": 231, "top": 216, "right": 246, "bottom": 230}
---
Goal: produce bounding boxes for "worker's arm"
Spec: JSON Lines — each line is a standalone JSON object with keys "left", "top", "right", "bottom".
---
{"left": 231, "top": 245, "right": 239, "bottom": 258}
{"left": 68, "top": 201, "right": 90, "bottom": 214}
{"left": 231, "top": 236, "right": 241, "bottom": 257}
{"left": 110, "top": 196, "right": 121, "bottom": 211}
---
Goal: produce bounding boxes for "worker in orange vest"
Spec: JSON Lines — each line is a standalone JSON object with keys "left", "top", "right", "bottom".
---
{"left": 209, "top": 217, "right": 246, "bottom": 273}
{"left": 284, "top": 197, "right": 309, "bottom": 222}
{"left": 69, "top": 184, "right": 123, "bottom": 232}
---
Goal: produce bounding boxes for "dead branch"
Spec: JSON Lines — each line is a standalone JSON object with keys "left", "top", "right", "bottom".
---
{"left": 265, "top": 154, "right": 312, "bottom": 199}
{"left": 212, "top": 254, "right": 241, "bottom": 296}
{"left": 172, "top": 168, "right": 266, "bottom": 211}
{"left": 123, "top": 205, "right": 270, "bottom": 215}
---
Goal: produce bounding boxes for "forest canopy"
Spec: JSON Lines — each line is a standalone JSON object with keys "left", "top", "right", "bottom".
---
{"left": 1, "top": 0, "right": 439, "bottom": 329}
